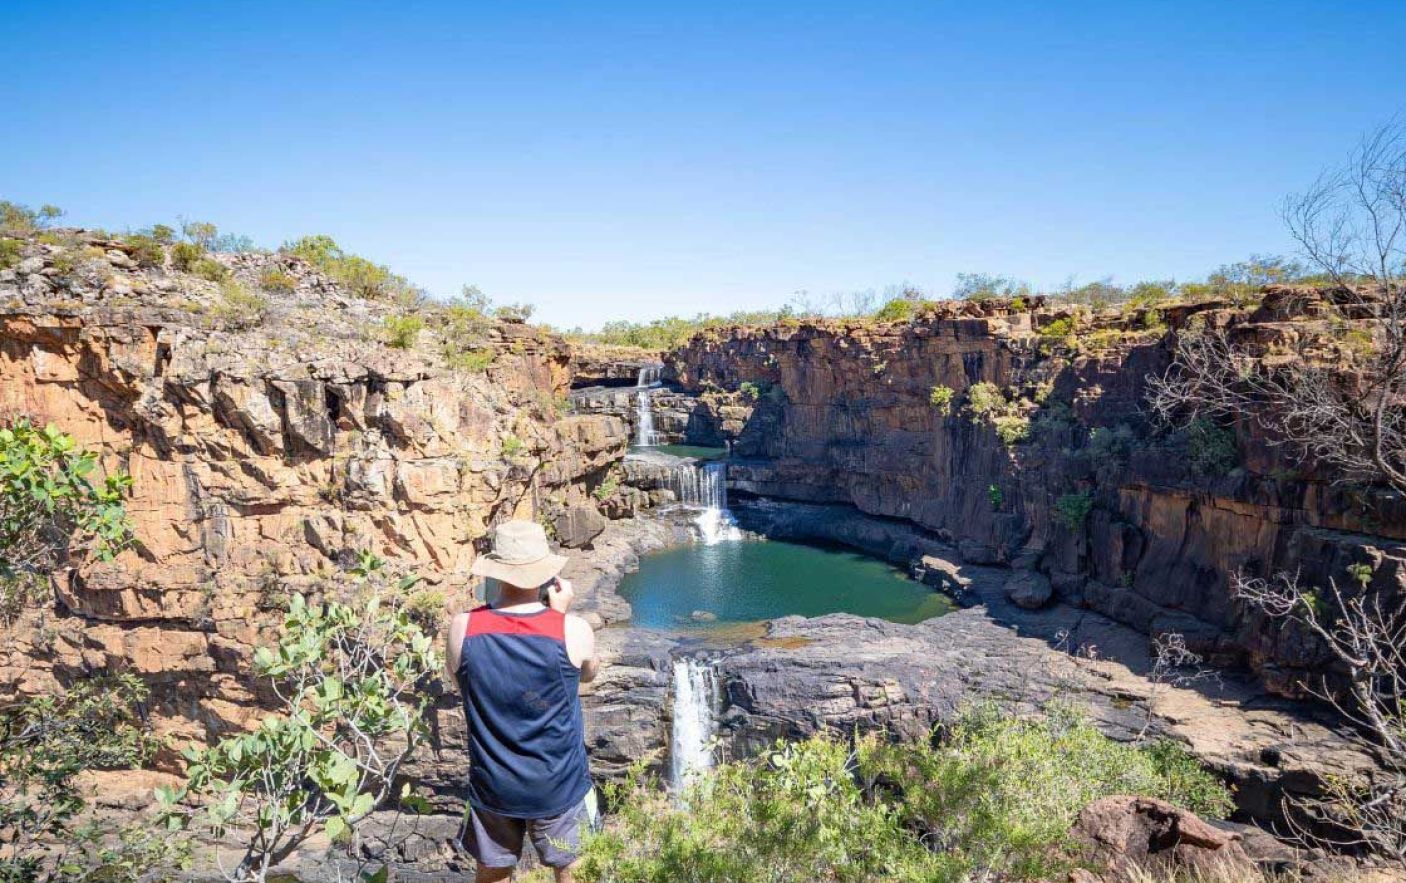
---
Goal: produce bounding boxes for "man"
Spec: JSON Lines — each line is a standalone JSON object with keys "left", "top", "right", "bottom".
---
{"left": 445, "top": 520, "right": 601, "bottom": 882}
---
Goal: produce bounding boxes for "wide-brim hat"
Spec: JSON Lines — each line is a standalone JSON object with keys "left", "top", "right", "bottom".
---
{"left": 470, "top": 519, "right": 568, "bottom": 587}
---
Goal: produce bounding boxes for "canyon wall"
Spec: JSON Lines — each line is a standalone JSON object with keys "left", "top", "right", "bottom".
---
{"left": 665, "top": 294, "right": 1406, "bottom": 693}
{"left": 0, "top": 231, "right": 626, "bottom": 768}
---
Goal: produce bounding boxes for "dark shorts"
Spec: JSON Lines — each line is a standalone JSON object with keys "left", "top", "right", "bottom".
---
{"left": 463, "top": 789, "right": 600, "bottom": 869}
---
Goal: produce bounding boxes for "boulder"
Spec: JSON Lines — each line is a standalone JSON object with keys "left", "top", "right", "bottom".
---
{"left": 553, "top": 504, "right": 607, "bottom": 549}
{"left": 1006, "top": 570, "right": 1053, "bottom": 609}
{"left": 957, "top": 538, "right": 999, "bottom": 565}
{"left": 1070, "top": 796, "right": 1254, "bottom": 880}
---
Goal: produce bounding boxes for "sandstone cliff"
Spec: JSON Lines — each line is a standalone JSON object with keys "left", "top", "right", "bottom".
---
{"left": 0, "top": 229, "right": 626, "bottom": 754}
{"left": 663, "top": 293, "right": 1406, "bottom": 694}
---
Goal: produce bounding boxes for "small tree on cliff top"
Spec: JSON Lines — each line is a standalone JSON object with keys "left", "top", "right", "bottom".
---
{"left": 158, "top": 552, "right": 441, "bottom": 883}
{"left": 1148, "top": 122, "right": 1406, "bottom": 495}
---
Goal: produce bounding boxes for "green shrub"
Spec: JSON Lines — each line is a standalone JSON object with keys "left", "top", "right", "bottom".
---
{"left": 169, "top": 240, "right": 204, "bottom": 272}
{"left": 953, "top": 272, "right": 1031, "bottom": 302}
{"left": 1038, "top": 316, "right": 1076, "bottom": 340}
{"left": 739, "top": 381, "right": 763, "bottom": 401}
{"left": 1, "top": 419, "right": 133, "bottom": 621}
{"left": 593, "top": 473, "right": 620, "bottom": 501}
{"left": 929, "top": 384, "right": 955, "bottom": 416}
{"left": 577, "top": 705, "right": 1231, "bottom": 883}
{"left": 211, "top": 280, "right": 268, "bottom": 330}
{"left": 874, "top": 297, "right": 915, "bottom": 322}
{"left": 1085, "top": 424, "right": 1137, "bottom": 462}
{"left": 0, "top": 201, "right": 63, "bottom": 235}
{"left": 501, "top": 435, "right": 525, "bottom": 458}
{"left": 283, "top": 234, "right": 417, "bottom": 301}
{"left": 988, "top": 483, "right": 1004, "bottom": 510}
{"left": 190, "top": 257, "right": 227, "bottom": 281}
{"left": 1053, "top": 491, "right": 1093, "bottom": 530}
{"left": 159, "top": 557, "right": 440, "bottom": 881}
{"left": 119, "top": 233, "right": 165, "bottom": 269}
{"left": 383, "top": 314, "right": 425, "bottom": 349}
{"left": 1, "top": 673, "right": 189, "bottom": 880}
{"left": 258, "top": 267, "right": 296, "bottom": 293}
{"left": 446, "top": 346, "right": 495, "bottom": 373}
{"left": 1184, "top": 417, "right": 1238, "bottom": 477}
{"left": 0, "top": 237, "right": 22, "bottom": 269}
{"left": 993, "top": 414, "right": 1031, "bottom": 447}
{"left": 966, "top": 382, "right": 1005, "bottom": 421}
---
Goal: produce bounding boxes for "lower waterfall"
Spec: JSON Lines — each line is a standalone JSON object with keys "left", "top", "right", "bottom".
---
{"left": 669, "top": 656, "right": 721, "bottom": 790}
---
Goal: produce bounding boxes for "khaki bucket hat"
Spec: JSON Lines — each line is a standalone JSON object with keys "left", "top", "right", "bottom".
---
{"left": 470, "top": 520, "right": 568, "bottom": 587}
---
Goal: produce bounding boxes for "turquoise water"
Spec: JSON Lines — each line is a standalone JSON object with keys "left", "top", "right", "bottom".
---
{"left": 617, "top": 539, "right": 954, "bottom": 630}
{"left": 629, "top": 444, "right": 728, "bottom": 460}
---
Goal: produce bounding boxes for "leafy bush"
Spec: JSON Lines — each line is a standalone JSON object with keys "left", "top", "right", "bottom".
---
{"left": 1038, "top": 316, "right": 1076, "bottom": 340}
{"left": 501, "top": 435, "right": 525, "bottom": 459}
{"left": 577, "top": 706, "right": 1231, "bottom": 883}
{"left": 952, "top": 272, "right": 1031, "bottom": 302}
{"left": 988, "top": 483, "right": 1004, "bottom": 510}
{"left": 119, "top": 233, "right": 165, "bottom": 269}
{"left": 0, "top": 201, "right": 63, "bottom": 235}
{"left": 874, "top": 297, "right": 915, "bottom": 322}
{"left": 1, "top": 673, "right": 189, "bottom": 881}
{"left": 739, "top": 381, "right": 763, "bottom": 401}
{"left": 992, "top": 414, "right": 1031, "bottom": 447}
{"left": 1053, "top": 491, "right": 1093, "bottom": 530}
{"left": 282, "top": 234, "right": 418, "bottom": 302}
{"left": 1184, "top": 417, "right": 1238, "bottom": 477}
{"left": 966, "top": 382, "right": 1005, "bottom": 421}
{"left": 1, "top": 420, "right": 133, "bottom": 621}
{"left": 383, "top": 314, "right": 424, "bottom": 349}
{"left": 1085, "top": 424, "right": 1137, "bottom": 463}
{"left": 929, "top": 384, "right": 955, "bottom": 416}
{"left": 159, "top": 555, "right": 440, "bottom": 883}
{"left": 257, "top": 267, "right": 296, "bottom": 293}
{"left": 169, "top": 241, "right": 204, "bottom": 272}
{"left": 0, "top": 237, "right": 22, "bottom": 269}
{"left": 593, "top": 473, "right": 620, "bottom": 501}
{"left": 211, "top": 280, "right": 268, "bottom": 330}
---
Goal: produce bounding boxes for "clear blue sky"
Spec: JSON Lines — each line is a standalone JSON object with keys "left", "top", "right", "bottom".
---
{"left": 5, "top": 1, "right": 1404, "bottom": 329}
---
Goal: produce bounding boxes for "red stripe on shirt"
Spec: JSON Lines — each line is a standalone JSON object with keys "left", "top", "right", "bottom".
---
{"left": 466, "top": 606, "right": 565, "bottom": 641}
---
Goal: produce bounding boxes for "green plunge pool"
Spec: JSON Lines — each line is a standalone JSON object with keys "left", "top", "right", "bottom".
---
{"left": 617, "top": 538, "right": 955, "bottom": 630}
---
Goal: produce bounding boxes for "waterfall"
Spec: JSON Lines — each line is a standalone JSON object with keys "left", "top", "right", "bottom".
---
{"left": 636, "top": 364, "right": 662, "bottom": 387}
{"left": 669, "top": 657, "right": 720, "bottom": 790}
{"left": 662, "top": 460, "right": 740, "bottom": 544}
{"left": 635, "top": 389, "right": 660, "bottom": 446}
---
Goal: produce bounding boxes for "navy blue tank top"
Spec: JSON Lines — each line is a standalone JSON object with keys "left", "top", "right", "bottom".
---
{"left": 456, "top": 605, "right": 592, "bottom": 818}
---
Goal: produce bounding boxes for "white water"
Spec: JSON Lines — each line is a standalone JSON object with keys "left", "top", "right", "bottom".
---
{"left": 636, "top": 364, "right": 662, "bottom": 387}
{"left": 669, "top": 657, "right": 720, "bottom": 790}
{"left": 635, "top": 389, "right": 661, "bottom": 446}
{"left": 662, "top": 460, "right": 741, "bottom": 544}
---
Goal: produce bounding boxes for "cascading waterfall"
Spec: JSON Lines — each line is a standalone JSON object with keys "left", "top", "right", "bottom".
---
{"left": 635, "top": 390, "right": 660, "bottom": 446}
{"left": 669, "top": 656, "right": 720, "bottom": 790}
{"left": 663, "top": 460, "right": 741, "bottom": 544}
{"left": 636, "top": 364, "right": 662, "bottom": 387}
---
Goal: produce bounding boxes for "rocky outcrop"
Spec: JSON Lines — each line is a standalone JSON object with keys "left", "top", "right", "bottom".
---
{"left": 0, "top": 229, "right": 627, "bottom": 759}
{"left": 664, "top": 296, "right": 1406, "bottom": 694}
{"left": 1070, "top": 796, "right": 1254, "bottom": 881}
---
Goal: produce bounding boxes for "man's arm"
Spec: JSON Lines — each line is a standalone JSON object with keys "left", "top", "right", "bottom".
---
{"left": 564, "top": 615, "right": 600, "bottom": 683}
{"left": 444, "top": 611, "right": 469, "bottom": 689}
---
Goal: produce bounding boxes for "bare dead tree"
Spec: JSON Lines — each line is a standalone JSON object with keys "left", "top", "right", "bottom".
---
{"left": 1233, "top": 568, "right": 1406, "bottom": 862}
{"left": 1139, "top": 632, "right": 1222, "bottom": 739}
{"left": 1148, "top": 122, "right": 1406, "bottom": 494}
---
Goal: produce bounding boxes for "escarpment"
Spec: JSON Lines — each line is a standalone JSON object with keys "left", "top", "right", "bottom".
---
{"left": 0, "top": 229, "right": 627, "bottom": 755}
{"left": 660, "top": 292, "right": 1406, "bottom": 696}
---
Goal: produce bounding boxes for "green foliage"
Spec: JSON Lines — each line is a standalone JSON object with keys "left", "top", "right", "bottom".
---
{"left": 149, "top": 224, "right": 176, "bottom": 244}
{"left": 0, "top": 674, "right": 188, "bottom": 881}
{"left": 593, "top": 473, "right": 620, "bottom": 501}
{"left": 1053, "top": 491, "right": 1093, "bottom": 530}
{"left": 966, "top": 382, "right": 1005, "bottom": 421}
{"left": 739, "top": 381, "right": 763, "bottom": 401}
{"left": 119, "top": 234, "right": 165, "bottom": 269}
{"left": 211, "top": 280, "right": 268, "bottom": 330}
{"left": 874, "top": 297, "right": 915, "bottom": 322}
{"left": 1085, "top": 423, "right": 1137, "bottom": 463}
{"left": 160, "top": 557, "right": 441, "bottom": 882}
{"left": 1183, "top": 417, "right": 1238, "bottom": 477}
{"left": 501, "top": 435, "right": 525, "bottom": 459}
{"left": 987, "top": 483, "right": 1004, "bottom": 510}
{"left": 179, "top": 220, "right": 218, "bottom": 251}
{"left": 1348, "top": 562, "right": 1374, "bottom": 588}
{"left": 952, "top": 272, "right": 1031, "bottom": 302}
{"left": 257, "top": 267, "right": 296, "bottom": 293}
{"left": 1, "top": 420, "right": 133, "bottom": 621}
{"left": 992, "top": 414, "right": 1031, "bottom": 447}
{"left": 0, "top": 201, "right": 63, "bottom": 236}
{"left": 571, "top": 307, "right": 799, "bottom": 349}
{"left": 282, "top": 234, "right": 419, "bottom": 302}
{"left": 577, "top": 706, "right": 1232, "bottom": 883}
{"left": 0, "top": 237, "right": 21, "bottom": 270}
{"left": 169, "top": 241, "right": 203, "bottom": 272}
{"left": 382, "top": 314, "right": 424, "bottom": 349}
{"left": 1038, "top": 316, "right": 1076, "bottom": 340}
{"left": 929, "top": 384, "right": 955, "bottom": 416}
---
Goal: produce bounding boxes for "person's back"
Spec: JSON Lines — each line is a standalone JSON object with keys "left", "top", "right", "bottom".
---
{"left": 447, "top": 521, "right": 600, "bottom": 883}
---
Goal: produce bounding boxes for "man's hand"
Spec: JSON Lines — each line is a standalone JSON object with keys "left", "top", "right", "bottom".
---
{"left": 545, "top": 577, "right": 575, "bottom": 613}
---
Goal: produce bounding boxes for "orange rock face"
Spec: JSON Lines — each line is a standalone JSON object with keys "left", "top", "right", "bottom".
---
{"left": 0, "top": 233, "right": 626, "bottom": 756}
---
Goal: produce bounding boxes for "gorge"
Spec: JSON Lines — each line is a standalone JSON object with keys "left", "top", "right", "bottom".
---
{"left": 2, "top": 223, "right": 1403, "bottom": 879}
